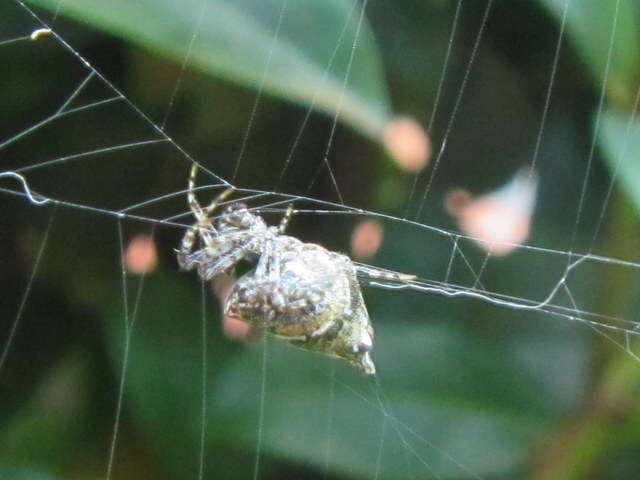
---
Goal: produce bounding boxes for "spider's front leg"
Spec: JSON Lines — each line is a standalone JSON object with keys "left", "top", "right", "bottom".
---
{"left": 176, "top": 218, "right": 221, "bottom": 271}
{"left": 177, "top": 224, "right": 200, "bottom": 270}
{"left": 194, "top": 239, "right": 256, "bottom": 281}
{"left": 178, "top": 162, "right": 236, "bottom": 270}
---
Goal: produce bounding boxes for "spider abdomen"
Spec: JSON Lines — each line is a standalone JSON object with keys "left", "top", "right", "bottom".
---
{"left": 225, "top": 243, "right": 350, "bottom": 338}
{"left": 224, "top": 241, "right": 376, "bottom": 374}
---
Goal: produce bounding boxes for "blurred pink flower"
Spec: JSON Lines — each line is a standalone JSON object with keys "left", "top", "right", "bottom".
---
{"left": 351, "top": 219, "right": 384, "bottom": 260}
{"left": 124, "top": 234, "right": 158, "bottom": 273}
{"left": 383, "top": 116, "right": 431, "bottom": 172}
{"left": 223, "top": 316, "right": 255, "bottom": 341}
{"left": 446, "top": 169, "right": 539, "bottom": 256}
{"left": 444, "top": 188, "right": 473, "bottom": 217}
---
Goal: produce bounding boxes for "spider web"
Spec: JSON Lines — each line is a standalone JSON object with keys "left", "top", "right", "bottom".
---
{"left": 1, "top": 0, "right": 640, "bottom": 479}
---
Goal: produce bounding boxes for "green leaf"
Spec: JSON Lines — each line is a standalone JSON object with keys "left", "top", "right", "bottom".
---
{"left": 599, "top": 108, "right": 640, "bottom": 215}
{"left": 213, "top": 310, "right": 587, "bottom": 479}
{"left": 538, "top": 0, "right": 640, "bottom": 107}
{"left": 0, "top": 466, "right": 58, "bottom": 480}
{"left": 104, "top": 272, "right": 586, "bottom": 479}
{"left": 28, "top": 0, "right": 392, "bottom": 139}
{"left": 103, "top": 272, "right": 241, "bottom": 478}
{"left": 0, "top": 353, "right": 91, "bottom": 475}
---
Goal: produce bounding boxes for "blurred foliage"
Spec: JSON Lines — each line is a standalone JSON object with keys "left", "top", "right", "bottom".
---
{"left": 600, "top": 109, "right": 640, "bottom": 215}
{"left": 540, "top": 0, "right": 640, "bottom": 107}
{"left": 2, "top": 0, "right": 640, "bottom": 479}
{"left": 27, "top": 0, "right": 391, "bottom": 140}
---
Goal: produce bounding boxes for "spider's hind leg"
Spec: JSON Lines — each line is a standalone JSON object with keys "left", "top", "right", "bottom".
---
{"left": 354, "top": 264, "right": 416, "bottom": 285}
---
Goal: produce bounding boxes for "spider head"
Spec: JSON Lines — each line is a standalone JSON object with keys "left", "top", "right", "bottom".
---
{"left": 218, "top": 202, "right": 266, "bottom": 231}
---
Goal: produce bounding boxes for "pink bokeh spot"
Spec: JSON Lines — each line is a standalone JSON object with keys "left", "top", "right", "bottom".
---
{"left": 213, "top": 274, "right": 258, "bottom": 342}
{"left": 223, "top": 315, "right": 254, "bottom": 341}
{"left": 351, "top": 219, "right": 384, "bottom": 260}
{"left": 448, "top": 169, "right": 539, "bottom": 256}
{"left": 383, "top": 116, "right": 431, "bottom": 172}
{"left": 124, "top": 234, "right": 158, "bottom": 274}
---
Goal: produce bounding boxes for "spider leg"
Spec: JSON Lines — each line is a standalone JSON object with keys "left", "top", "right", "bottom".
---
{"left": 241, "top": 237, "right": 296, "bottom": 320}
{"left": 306, "top": 320, "right": 335, "bottom": 338}
{"left": 193, "top": 185, "right": 234, "bottom": 254}
{"left": 177, "top": 223, "right": 200, "bottom": 269}
{"left": 223, "top": 238, "right": 281, "bottom": 325}
{"left": 180, "top": 163, "right": 235, "bottom": 267}
{"left": 253, "top": 237, "right": 277, "bottom": 280}
{"left": 187, "top": 162, "right": 206, "bottom": 221}
{"left": 201, "top": 187, "right": 235, "bottom": 217}
{"left": 179, "top": 227, "right": 250, "bottom": 270}
{"left": 197, "top": 241, "right": 252, "bottom": 280}
{"left": 277, "top": 203, "right": 294, "bottom": 234}
{"left": 188, "top": 162, "right": 235, "bottom": 222}
{"left": 180, "top": 163, "right": 211, "bottom": 258}
{"left": 354, "top": 264, "right": 416, "bottom": 285}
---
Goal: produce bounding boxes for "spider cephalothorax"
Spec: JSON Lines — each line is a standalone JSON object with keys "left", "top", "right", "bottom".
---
{"left": 177, "top": 164, "right": 412, "bottom": 374}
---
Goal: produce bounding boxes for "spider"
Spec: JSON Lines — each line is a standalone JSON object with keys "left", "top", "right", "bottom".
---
{"left": 177, "top": 163, "right": 414, "bottom": 375}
